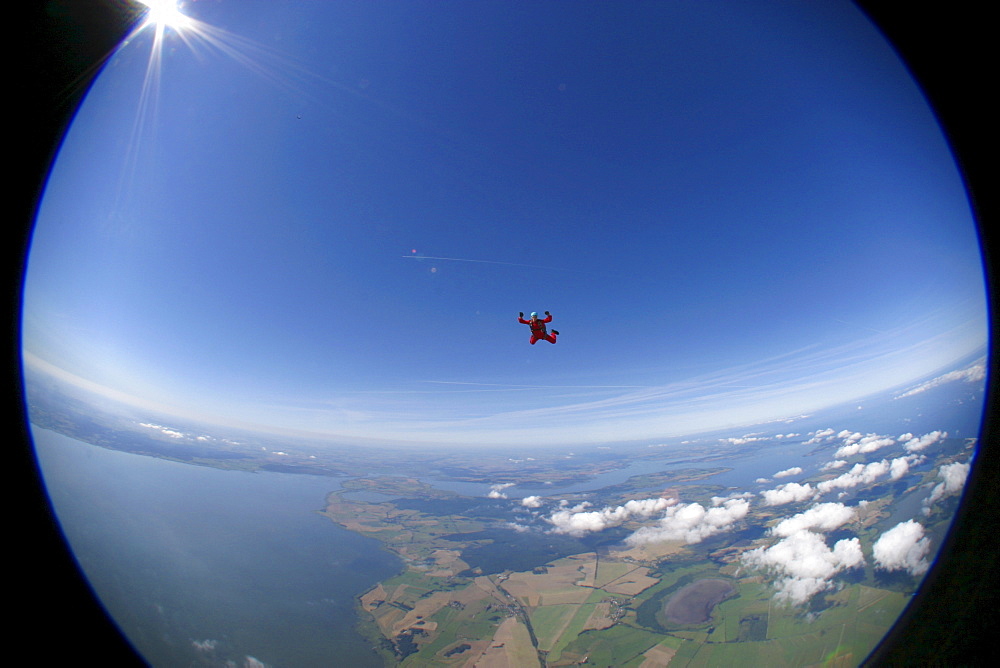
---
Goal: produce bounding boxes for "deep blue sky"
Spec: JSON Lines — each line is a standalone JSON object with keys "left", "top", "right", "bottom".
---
{"left": 23, "top": 0, "right": 986, "bottom": 447}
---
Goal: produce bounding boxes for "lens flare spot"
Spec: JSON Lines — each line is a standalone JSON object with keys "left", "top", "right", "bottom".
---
{"left": 138, "top": 0, "right": 192, "bottom": 31}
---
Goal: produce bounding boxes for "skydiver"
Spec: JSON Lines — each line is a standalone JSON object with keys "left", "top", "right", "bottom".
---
{"left": 518, "top": 311, "right": 559, "bottom": 344}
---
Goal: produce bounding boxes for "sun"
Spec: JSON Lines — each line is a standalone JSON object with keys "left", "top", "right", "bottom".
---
{"left": 137, "top": 0, "right": 192, "bottom": 32}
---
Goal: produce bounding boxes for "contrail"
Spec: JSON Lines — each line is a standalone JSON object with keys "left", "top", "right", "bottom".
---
{"left": 402, "top": 255, "right": 572, "bottom": 272}
{"left": 424, "top": 380, "right": 653, "bottom": 389}
{"left": 833, "top": 318, "right": 889, "bottom": 335}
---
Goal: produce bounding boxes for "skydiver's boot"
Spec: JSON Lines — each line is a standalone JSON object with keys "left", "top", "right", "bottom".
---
{"left": 552, "top": 330, "right": 560, "bottom": 335}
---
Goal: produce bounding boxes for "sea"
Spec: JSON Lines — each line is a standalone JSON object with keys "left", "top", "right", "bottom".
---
{"left": 32, "top": 427, "right": 400, "bottom": 667}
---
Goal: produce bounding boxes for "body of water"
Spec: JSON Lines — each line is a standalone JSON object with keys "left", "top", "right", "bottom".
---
{"left": 32, "top": 428, "right": 400, "bottom": 667}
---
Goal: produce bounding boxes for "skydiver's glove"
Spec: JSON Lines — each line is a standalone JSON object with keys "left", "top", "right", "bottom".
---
{"left": 545, "top": 311, "right": 551, "bottom": 315}
{"left": 519, "top": 312, "right": 524, "bottom": 318}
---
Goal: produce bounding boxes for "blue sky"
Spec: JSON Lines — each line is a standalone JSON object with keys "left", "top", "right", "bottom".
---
{"left": 22, "top": 0, "right": 987, "bottom": 448}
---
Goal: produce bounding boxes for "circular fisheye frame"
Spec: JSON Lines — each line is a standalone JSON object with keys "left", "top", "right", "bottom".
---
{"left": 19, "top": 1, "right": 993, "bottom": 665}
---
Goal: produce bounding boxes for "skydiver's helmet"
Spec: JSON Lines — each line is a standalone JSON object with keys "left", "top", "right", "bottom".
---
{"left": 530, "top": 312, "right": 538, "bottom": 317}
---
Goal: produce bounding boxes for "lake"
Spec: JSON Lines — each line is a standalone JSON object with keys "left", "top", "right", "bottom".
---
{"left": 31, "top": 428, "right": 400, "bottom": 667}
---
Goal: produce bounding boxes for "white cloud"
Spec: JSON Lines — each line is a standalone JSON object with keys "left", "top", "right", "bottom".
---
{"left": 821, "top": 460, "right": 848, "bottom": 471}
{"left": 804, "top": 428, "right": 836, "bottom": 445}
{"left": 903, "top": 430, "right": 947, "bottom": 452}
{"left": 834, "top": 433, "right": 895, "bottom": 458}
{"left": 872, "top": 520, "right": 932, "bottom": 577}
{"left": 925, "top": 460, "right": 971, "bottom": 508}
{"left": 192, "top": 639, "right": 218, "bottom": 652}
{"left": 488, "top": 482, "right": 515, "bottom": 499}
{"left": 711, "top": 492, "right": 753, "bottom": 505}
{"left": 625, "top": 498, "right": 750, "bottom": 546}
{"left": 894, "top": 360, "right": 986, "bottom": 399}
{"left": 547, "top": 497, "right": 672, "bottom": 537}
{"left": 760, "top": 482, "right": 815, "bottom": 506}
{"left": 939, "top": 460, "right": 971, "bottom": 491}
{"left": 770, "top": 502, "right": 856, "bottom": 537}
{"left": 741, "top": 530, "right": 865, "bottom": 605}
{"left": 889, "top": 455, "right": 916, "bottom": 481}
{"left": 724, "top": 434, "right": 767, "bottom": 445}
{"left": 815, "top": 460, "right": 890, "bottom": 496}
{"left": 774, "top": 466, "right": 803, "bottom": 479}
{"left": 521, "top": 495, "right": 543, "bottom": 508}
{"left": 140, "top": 422, "right": 186, "bottom": 439}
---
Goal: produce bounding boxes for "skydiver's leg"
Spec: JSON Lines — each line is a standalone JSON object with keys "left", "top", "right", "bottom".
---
{"left": 529, "top": 335, "right": 539, "bottom": 345}
{"left": 545, "top": 332, "right": 557, "bottom": 344}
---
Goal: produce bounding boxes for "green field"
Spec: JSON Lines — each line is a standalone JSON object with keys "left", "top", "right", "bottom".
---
{"left": 324, "top": 474, "right": 917, "bottom": 667}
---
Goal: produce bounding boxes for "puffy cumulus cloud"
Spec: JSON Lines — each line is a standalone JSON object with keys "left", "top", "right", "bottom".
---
{"left": 821, "top": 460, "right": 848, "bottom": 471}
{"left": 834, "top": 433, "right": 896, "bottom": 458}
{"left": 625, "top": 498, "right": 750, "bottom": 546}
{"left": 547, "top": 497, "right": 672, "bottom": 537}
{"left": 804, "top": 428, "right": 837, "bottom": 445}
{"left": 770, "top": 502, "right": 856, "bottom": 538}
{"left": 140, "top": 422, "right": 186, "bottom": 439}
{"left": 192, "top": 639, "right": 218, "bottom": 652}
{"left": 889, "top": 455, "right": 922, "bottom": 481}
{"left": 741, "top": 531, "right": 865, "bottom": 605}
{"left": 903, "top": 430, "right": 948, "bottom": 453}
{"left": 872, "top": 520, "right": 931, "bottom": 577}
{"left": 723, "top": 434, "right": 767, "bottom": 445}
{"left": 924, "top": 460, "right": 971, "bottom": 509}
{"left": 894, "top": 360, "right": 986, "bottom": 399}
{"left": 711, "top": 492, "right": 752, "bottom": 506}
{"left": 938, "top": 460, "right": 971, "bottom": 491}
{"left": 559, "top": 500, "right": 591, "bottom": 511}
{"left": 773, "top": 466, "right": 803, "bottom": 479}
{"left": 520, "top": 495, "right": 543, "bottom": 508}
{"left": 760, "top": 482, "right": 815, "bottom": 506}
{"left": 815, "top": 460, "right": 890, "bottom": 496}
{"left": 488, "top": 483, "right": 515, "bottom": 499}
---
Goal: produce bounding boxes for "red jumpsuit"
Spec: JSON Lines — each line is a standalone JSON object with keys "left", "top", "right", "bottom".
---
{"left": 518, "top": 314, "right": 557, "bottom": 344}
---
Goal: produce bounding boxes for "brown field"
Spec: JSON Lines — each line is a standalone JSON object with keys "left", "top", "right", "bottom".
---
{"left": 474, "top": 575, "right": 508, "bottom": 601}
{"left": 610, "top": 540, "right": 687, "bottom": 562}
{"left": 592, "top": 561, "right": 635, "bottom": 588}
{"left": 502, "top": 554, "right": 597, "bottom": 608}
{"left": 463, "top": 616, "right": 540, "bottom": 668}
{"left": 390, "top": 590, "right": 453, "bottom": 635}
{"left": 371, "top": 604, "right": 406, "bottom": 636}
{"left": 427, "top": 548, "right": 469, "bottom": 577}
{"left": 360, "top": 583, "right": 387, "bottom": 612}
{"left": 599, "top": 566, "right": 659, "bottom": 596}
{"left": 638, "top": 642, "right": 677, "bottom": 667}
{"left": 582, "top": 602, "right": 615, "bottom": 631}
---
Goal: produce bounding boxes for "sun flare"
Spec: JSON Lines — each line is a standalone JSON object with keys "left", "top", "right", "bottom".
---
{"left": 137, "top": 0, "right": 192, "bottom": 32}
